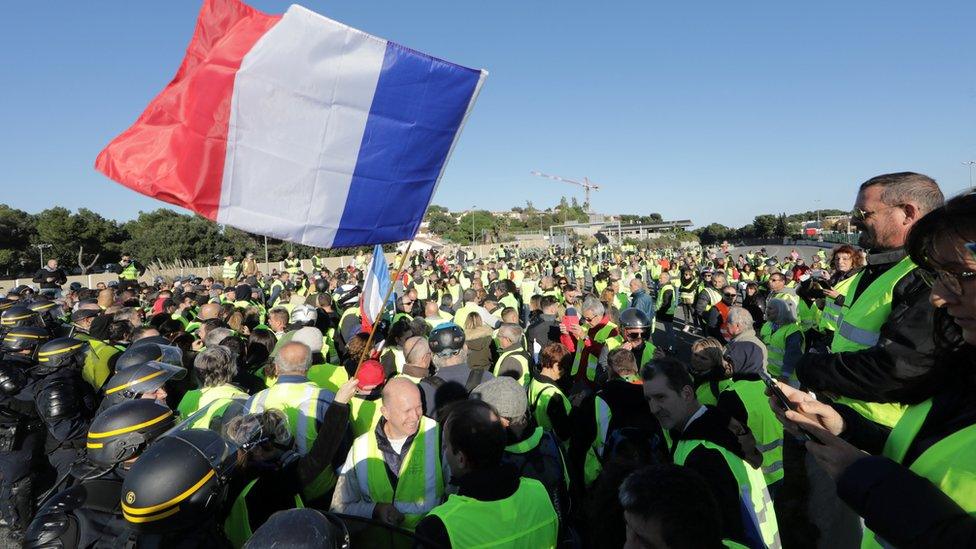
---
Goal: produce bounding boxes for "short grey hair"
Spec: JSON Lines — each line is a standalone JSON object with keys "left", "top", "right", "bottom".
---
{"left": 767, "top": 298, "right": 798, "bottom": 325}
{"left": 581, "top": 295, "right": 605, "bottom": 318}
{"left": 431, "top": 346, "right": 468, "bottom": 369}
{"left": 496, "top": 323, "right": 523, "bottom": 344}
{"left": 861, "top": 172, "right": 944, "bottom": 217}
{"left": 726, "top": 307, "right": 754, "bottom": 330}
{"left": 193, "top": 346, "right": 237, "bottom": 387}
{"left": 204, "top": 327, "right": 234, "bottom": 349}
{"left": 274, "top": 341, "right": 312, "bottom": 375}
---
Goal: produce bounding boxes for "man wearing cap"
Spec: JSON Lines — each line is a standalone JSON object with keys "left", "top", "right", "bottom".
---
{"left": 69, "top": 307, "right": 117, "bottom": 390}
{"left": 332, "top": 377, "right": 447, "bottom": 531}
{"left": 473, "top": 377, "right": 570, "bottom": 523}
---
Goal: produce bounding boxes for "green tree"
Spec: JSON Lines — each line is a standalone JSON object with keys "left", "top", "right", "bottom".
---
{"left": 774, "top": 214, "right": 791, "bottom": 238}
{"left": 122, "top": 209, "right": 230, "bottom": 264}
{"left": 0, "top": 204, "right": 35, "bottom": 275}
{"left": 752, "top": 214, "right": 777, "bottom": 238}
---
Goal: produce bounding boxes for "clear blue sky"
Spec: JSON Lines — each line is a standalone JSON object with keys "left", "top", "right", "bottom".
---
{"left": 2, "top": 1, "right": 974, "bottom": 229}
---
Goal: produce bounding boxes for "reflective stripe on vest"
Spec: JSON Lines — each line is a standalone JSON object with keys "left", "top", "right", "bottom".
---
{"left": 222, "top": 262, "right": 240, "bottom": 280}
{"left": 528, "top": 378, "right": 569, "bottom": 433}
{"left": 704, "top": 287, "right": 721, "bottom": 311}
{"left": 656, "top": 284, "right": 678, "bottom": 316}
{"left": 831, "top": 257, "right": 915, "bottom": 428}
{"left": 225, "top": 477, "right": 303, "bottom": 549}
{"left": 583, "top": 396, "right": 612, "bottom": 486}
{"left": 759, "top": 322, "right": 803, "bottom": 379}
{"left": 352, "top": 417, "right": 444, "bottom": 531}
{"left": 248, "top": 382, "right": 320, "bottom": 454}
{"left": 427, "top": 477, "right": 558, "bottom": 549}
{"left": 862, "top": 399, "right": 976, "bottom": 548}
{"left": 494, "top": 349, "right": 531, "bottom": 386}
{"left": 571, "top": 322, "right": 621, "bottom": 382}
{"left": 674, "top": 439, "right": 781, "bottom": 549}
{"left": 818, "top": 275, "right": 856, "bottom": 332}
{"left": 726, "top": 379, "right": 785, "bottom": 485}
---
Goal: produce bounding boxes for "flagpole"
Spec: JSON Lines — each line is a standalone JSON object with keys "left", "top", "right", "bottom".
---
{"left": 357, "top": 240, "right": 414, "bottom": 371}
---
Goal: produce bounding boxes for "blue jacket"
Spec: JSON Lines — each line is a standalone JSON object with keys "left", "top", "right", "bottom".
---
{"left": 630, "top": 289, "right": 654, "bottom": 318}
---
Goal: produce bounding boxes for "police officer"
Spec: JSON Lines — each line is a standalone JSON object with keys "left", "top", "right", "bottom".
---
{"left": 22, "top": 400, "right": 177, "bottom": 548}
{"left": 0, "top": 327, "right": 50, "bottom": 538}
{"left": 32, "top": 338, "right": 98, "bottom": 485}
{"left": 98, "top": 359, "right": 187, "bottom": 413}
{"left": 119, "top": 428, "right": 237, "bottom": 547}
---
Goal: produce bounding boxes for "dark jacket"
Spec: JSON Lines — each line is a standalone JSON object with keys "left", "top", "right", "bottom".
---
{"left": 673, "top": 406, "right": 765, "bottom": 549}
{"left": 224, "top": 400, "right": 350, "bottom": 526}
{"left": 568, "top": 378, "right": 660, "bottom": 496}
{"left": 837, "top": 358, "right": 976, "bottom": 547}
{"left": 797, "top": 249, "right": 956, "bottom": 405}
{"left": 742, "top": 292, "right": 766, "bottom": 330}
{"left": 527, "top": 314, "right": 561, "bottom": 354}
{"left": 32, "top": 266, "right": 68, "bottom": 289}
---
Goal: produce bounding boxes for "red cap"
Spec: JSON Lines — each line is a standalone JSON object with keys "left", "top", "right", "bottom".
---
{"left": 356, "top": 360, "right": 386, "bottom": 390}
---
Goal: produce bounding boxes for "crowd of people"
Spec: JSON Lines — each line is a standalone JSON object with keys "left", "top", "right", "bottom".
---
{"left": 0, "top": 171, "right": 973, "bottom": 548}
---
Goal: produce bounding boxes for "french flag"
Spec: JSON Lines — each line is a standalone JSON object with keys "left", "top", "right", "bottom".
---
{"left": 96, "top": 0, "right": 487, "bottom": 248}
{"left": 361, "top": 244, "right": 391, "bottom": 332}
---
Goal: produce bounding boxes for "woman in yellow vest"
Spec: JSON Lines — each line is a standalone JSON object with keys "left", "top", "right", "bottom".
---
{"left": 817, "top": 244, "right": 865, "bottom": 336}
{"left": 177, "top": 346, "right": 248, "bottom": 428}
{"left": 771, "top": 194, "right": 976, "bottom": 547}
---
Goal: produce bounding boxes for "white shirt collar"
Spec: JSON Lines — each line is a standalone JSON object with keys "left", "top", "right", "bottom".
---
{"left": 682, "top": 405, "right": 708, "bottom": 432}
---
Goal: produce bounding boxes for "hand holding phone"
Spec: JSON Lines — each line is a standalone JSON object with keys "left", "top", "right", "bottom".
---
{"left": 761, "top": 373, "right": 842, "bottom": 443}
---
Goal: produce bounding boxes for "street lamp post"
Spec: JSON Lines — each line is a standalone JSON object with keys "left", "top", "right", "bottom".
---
{"left": 34, "top": 244, "right": 51, "bottom": 266}
{"left": 964, "top": 161, "right": 976, "bottom": 192}
{"left": 471, "top": 205, "right": 476, "bottom": 247}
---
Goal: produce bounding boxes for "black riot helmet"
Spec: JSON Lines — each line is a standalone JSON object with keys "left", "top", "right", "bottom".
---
{"left": 314, "top": 277, "right": 329, "bottom": 294}
{"left": 429, "top": 323, "right": 465, "bottom": 358}
{"left": 1, "top": 305, "right": 42, "bottom": 330}
{"left": 35, "top": 337, "right": 89, "bottom": 375}
{"left": 28, "top": 299, "right": 65, "bottom": 326}
{"left": 121, "top": 429, "right": 236, "bottom": 534}
{"left": 101, "top": 360, "right": 186, "bottom": 406}
{"left": 114, "top": 342, "right": 184, "bottom": 372}
{"left": 618, "top": 308, "right": 652, "bottom": 340}
{"left": 243, "top": 509, "right": 349, "bottom": 549}
{"left": 1, "top": 326, "right": 51, "bottom": 357}
{"left": 86, "top": 400, "right": 176, "bottom": 468}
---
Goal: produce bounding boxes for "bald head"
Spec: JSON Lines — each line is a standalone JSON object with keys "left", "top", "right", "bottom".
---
{"left": 403, "top": 336, "right": 431, "bottom": 366}
{"left": 381, "top": 377, "right": 423, "bottom": 438}
{"left": 274, "top": 341, "right": 312, "bottom": 376}
{"left": 198, "top": 302, "right": 222, "bottom": 321}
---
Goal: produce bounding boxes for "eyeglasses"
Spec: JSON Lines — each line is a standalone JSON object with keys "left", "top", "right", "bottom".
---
{"left": 723, "top": 293, "right": 737, "bottom": 298}
{"left": 851, "top": 204, "right": 901, "bottom": 221}
{"left": 918, "top": 267, "right": 976, "bottom": 296}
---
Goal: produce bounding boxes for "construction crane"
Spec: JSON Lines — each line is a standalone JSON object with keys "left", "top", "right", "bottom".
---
{"left": 530, "top": 171, "right": 601, "bottom": 213}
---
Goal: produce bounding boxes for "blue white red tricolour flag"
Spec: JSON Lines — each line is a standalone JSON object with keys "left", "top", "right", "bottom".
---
{"left": 360, "top": 245, "right": 392, "bottom": 332}
{"left": 95, "top": 0, "right": 487, "bottom": 248}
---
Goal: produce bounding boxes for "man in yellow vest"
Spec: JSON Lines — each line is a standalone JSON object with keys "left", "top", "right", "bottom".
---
{"left": 246, "top": 341, "right": 339, "bottom": 503}
{"left": 331, "top": 378, "right": 446, "bottom": 530}
{"left": 221, "top": 254, "right": 241, "bottom": 288}
{"left": 796, "top": 172, "right": 946, "bottom": 429}
{"left": 415, "top": 399, "right": 559, "bottom": 547}
{"left": 493, "top": 323, "right": 532, "bottom": 386}
{"left": 643, "top": 357, "right": 779, "bottom": 548}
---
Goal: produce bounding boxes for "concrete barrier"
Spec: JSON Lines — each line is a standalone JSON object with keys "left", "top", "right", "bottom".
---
{"left": 0, "top": 239, "right": 551, "bottom": 292}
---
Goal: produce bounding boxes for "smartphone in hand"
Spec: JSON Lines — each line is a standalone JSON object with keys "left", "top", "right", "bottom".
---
{"left": 759, "top": 372, "right": 815, "bottom": 443}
